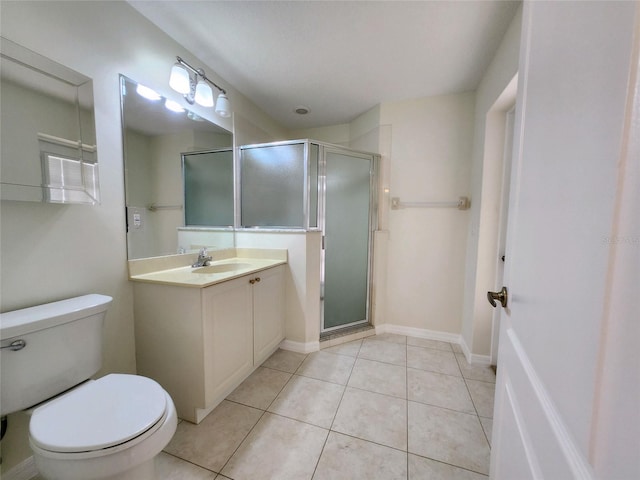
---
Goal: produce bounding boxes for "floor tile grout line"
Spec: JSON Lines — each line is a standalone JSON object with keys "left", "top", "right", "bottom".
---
{"left": 263, "top": 363, "right": 299, "bottom": 412}
{"left": 215, "top": 407, "right": 269, "bottom": 478}
{"left": 406, "top": 342, "right": 410, "bottom": 480}
{"left": 310, "top": 344, "right": 362, "bottom": 479}
{"left": 408, "top": 450, "right": 491, "bottom": 477}
{"left": 345, "top": 383, "right": 407, "bottom": 401}
{"left": 161, "top": 450, "right": 220, "bottom": 476}
{"left": 194, "top": 335, "right": 494, "bottom": 480}
{"left": 355, "top": 354, "right": 409, "bottom": 370}
{"left": 460, "top": 373, "right": 493, "bottom": 450}
{"left": 326, "top": 347, "right": 359, "bottom": 433}
{"left": 327, "top": 429, "right": 409, "bottom": 455}
{"left": 407, "top": 397, "right": 482, "bottom": 419}
{"left": 453, "top": 352, "right": 497, "bottom": 384}
{"left": 406, "top": 364, "right": 464, "bottom": 379}
{"left": 217, "top": 354, "right": 307, "bottom": 479}
{"left": 262, "top": 351, "right": 309, "bottom": 375}
{"left": 470, "top": 380, "right": 493, "bottom": 448}
{"left": 291, "top": 351, "right": 311, "bottom": 376}
{"left": 309, "top": 425, "right": 332, "bottom": 480}
{"left": 265, "top": 409, "right": 334, "bottom": 432}
{"left": 406, "top": 343, "right": 456, "bottom": 354}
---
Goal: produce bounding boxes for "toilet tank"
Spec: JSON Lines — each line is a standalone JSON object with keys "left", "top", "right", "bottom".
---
{"left": 0, "top": 294, "right": 112, "bottom": 416}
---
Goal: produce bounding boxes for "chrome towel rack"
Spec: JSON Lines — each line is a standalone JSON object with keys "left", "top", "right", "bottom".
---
{"left": 147, "top": 204, "right": 183, "bottom": 212}
{"left": 391, "top": 196, "right": 470, "bottom": 210}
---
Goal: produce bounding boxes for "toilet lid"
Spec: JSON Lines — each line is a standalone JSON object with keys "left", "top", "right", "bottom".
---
{"left": 30, "top": 374, "right": 167, "bottom": 453}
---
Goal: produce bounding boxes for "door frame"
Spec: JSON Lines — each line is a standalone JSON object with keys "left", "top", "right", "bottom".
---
{"left": 490, "top": 104, "right": 516, "bottom": 366}
{"left": 319, "top": 144, "right": 379, "bottom": 334}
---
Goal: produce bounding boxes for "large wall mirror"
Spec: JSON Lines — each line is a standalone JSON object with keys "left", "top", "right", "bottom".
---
{"left": 1, "top": 37, "right": 99, "bottom": 204}
{"left": 120, "top": 75, "right": 234, "bottom": 259}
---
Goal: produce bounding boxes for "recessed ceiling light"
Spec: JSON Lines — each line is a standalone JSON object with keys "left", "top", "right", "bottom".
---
{"left": 294, "top": 106, "right": 310, "bottom": 115}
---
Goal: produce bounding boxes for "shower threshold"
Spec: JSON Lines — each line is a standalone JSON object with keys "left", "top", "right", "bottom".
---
{"left": 320, "top": 324, "right": 375, "bottom": 348}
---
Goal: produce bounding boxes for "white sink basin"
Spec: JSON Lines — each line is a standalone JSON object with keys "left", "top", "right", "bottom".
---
{"left": 192, "top": 263, "right": 253, "bottom": 274}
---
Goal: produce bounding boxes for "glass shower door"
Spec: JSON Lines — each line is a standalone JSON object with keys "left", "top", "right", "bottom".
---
{"left": 321, "top": 149, "right": 375, "bottom": 332}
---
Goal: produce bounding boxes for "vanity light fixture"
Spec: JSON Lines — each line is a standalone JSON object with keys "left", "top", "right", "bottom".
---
{"left": 169, "top": 56, "right": 231, "bottom": 117}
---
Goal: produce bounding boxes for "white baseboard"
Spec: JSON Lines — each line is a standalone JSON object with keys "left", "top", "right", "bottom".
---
{"left": 2, "top": 456, "right": 38, "bottom": 480}
{"left": 281, "top": 327, "right": 491, "bottom": 365}
{"left": 279, "top": 339, "right": 319, "bottom": 354}
{"left": 376, "top": 323, "right": 491, "bottom": 365}
{"left": 459, "top": 335, "right": 492, "bottom": 365}
{"left": 376, "top": 323, "right": 461, "bottom": 344}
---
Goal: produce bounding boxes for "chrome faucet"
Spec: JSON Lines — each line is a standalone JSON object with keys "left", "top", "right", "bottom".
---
{"left": 192, "top": 248, "right": 212, "bottom": 267}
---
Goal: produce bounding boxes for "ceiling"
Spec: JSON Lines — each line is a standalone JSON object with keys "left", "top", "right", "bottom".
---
{"left": 129, "top": 0, "right": 520, "bottom": 130}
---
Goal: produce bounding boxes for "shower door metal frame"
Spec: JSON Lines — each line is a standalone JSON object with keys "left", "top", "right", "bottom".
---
{"left": 237, "top": 140, "right": 315, "bottom": 230}
{"left": 319, "top": 144, "right": 379, "bottom": 335}
{"left": 236, "top": 139, "right": 379, "bottom": 335}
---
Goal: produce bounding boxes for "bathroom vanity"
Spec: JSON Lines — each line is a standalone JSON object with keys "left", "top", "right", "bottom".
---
{"left": 129, "top": 249, "right": 286, "bottom": 423}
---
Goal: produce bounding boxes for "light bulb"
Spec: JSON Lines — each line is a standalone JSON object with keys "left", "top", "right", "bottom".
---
{"left": 215, "top": 93, "right": 231, "bottom": 117}
{"left": 169, "top": 63, "right": 191, "bottom": 94}
{"left": 194, "top": 79, "right": 214, "bottom": 107}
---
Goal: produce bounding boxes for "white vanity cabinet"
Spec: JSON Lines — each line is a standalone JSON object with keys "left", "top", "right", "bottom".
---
{"left": 252, "top": 265, "right": 286, "bottom": 366}
{"left": 133, "top": 264, "right": 285, "bottom": 424}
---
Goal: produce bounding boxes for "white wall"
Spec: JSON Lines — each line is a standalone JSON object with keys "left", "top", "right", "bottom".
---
{"left": 0, "top": 0, "right": 286, "bottom": 472}
{"left": 294, "top": 95, "right": 475, "bottom": 340}
{"left": 235, "top": 231, "right": 322, "bottom": 348}
{"left": 380, "top": 93, "right": 475, "bottom": 335}
{"left": 289, "top": 123, "right": 351, "bottom": 146}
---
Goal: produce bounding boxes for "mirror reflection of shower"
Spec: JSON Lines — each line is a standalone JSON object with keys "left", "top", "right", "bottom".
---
{"left": 119, "top": 75, "right": 233, "bottom": 260}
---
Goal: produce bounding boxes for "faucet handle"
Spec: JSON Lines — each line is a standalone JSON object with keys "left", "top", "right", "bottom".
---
{"left": 199, "top": 247, "right": 208, "bottom": 257}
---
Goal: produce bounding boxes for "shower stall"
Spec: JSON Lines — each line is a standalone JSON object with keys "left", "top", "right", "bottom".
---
{"left": 239, "top": 140, "right": 379, "bottom": 334}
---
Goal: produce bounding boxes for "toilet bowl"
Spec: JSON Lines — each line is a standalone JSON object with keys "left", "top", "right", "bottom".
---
{"left": 0, "top": 295, "right": 178, "bottom": 480}
{"left": 29, "top": 374, "right": 177, "bottom": 480}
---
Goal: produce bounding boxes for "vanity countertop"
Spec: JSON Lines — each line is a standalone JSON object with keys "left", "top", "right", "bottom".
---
{"left": 128, "top": 249, "right": 287, "bottom": 288}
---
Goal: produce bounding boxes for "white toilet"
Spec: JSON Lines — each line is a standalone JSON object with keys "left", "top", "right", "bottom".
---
{"left": 0, "top": 294, "right": 177, "bottom": 480}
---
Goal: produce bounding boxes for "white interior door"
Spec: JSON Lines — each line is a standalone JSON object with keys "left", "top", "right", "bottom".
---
{"left": 490, "top": 2, "right": 639, "bottom": 478}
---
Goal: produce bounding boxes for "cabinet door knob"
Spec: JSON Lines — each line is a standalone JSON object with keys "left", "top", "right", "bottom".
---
{"left": 249, "top": 279, "right": 256, "bottom": 285}
{"left": 255, "top": 277, "right": 261, "bottom": 283}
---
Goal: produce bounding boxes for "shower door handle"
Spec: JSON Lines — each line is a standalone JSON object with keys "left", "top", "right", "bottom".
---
{"left": 487, "top": 287, "right": 508, "bottom": 308}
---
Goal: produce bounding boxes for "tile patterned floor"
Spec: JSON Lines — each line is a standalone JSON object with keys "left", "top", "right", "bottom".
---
{"left": 159, "top": 333, "right": 496, "bottom": 480}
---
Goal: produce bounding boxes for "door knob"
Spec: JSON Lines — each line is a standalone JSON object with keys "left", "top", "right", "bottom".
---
{"left": 487, "top": 287, "right": 508, "bottom": 308}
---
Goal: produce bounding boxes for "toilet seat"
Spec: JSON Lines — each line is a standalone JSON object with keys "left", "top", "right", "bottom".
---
{"left": 30, "top": 374, "right": 167, "bottom": 454}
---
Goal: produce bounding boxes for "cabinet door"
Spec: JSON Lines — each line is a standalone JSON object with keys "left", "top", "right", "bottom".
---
{"left": 202, "top": 275, "right": 254, "bottom": 405}
{"left": 253, "top": 265, "right": 285, "bottom": 366}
